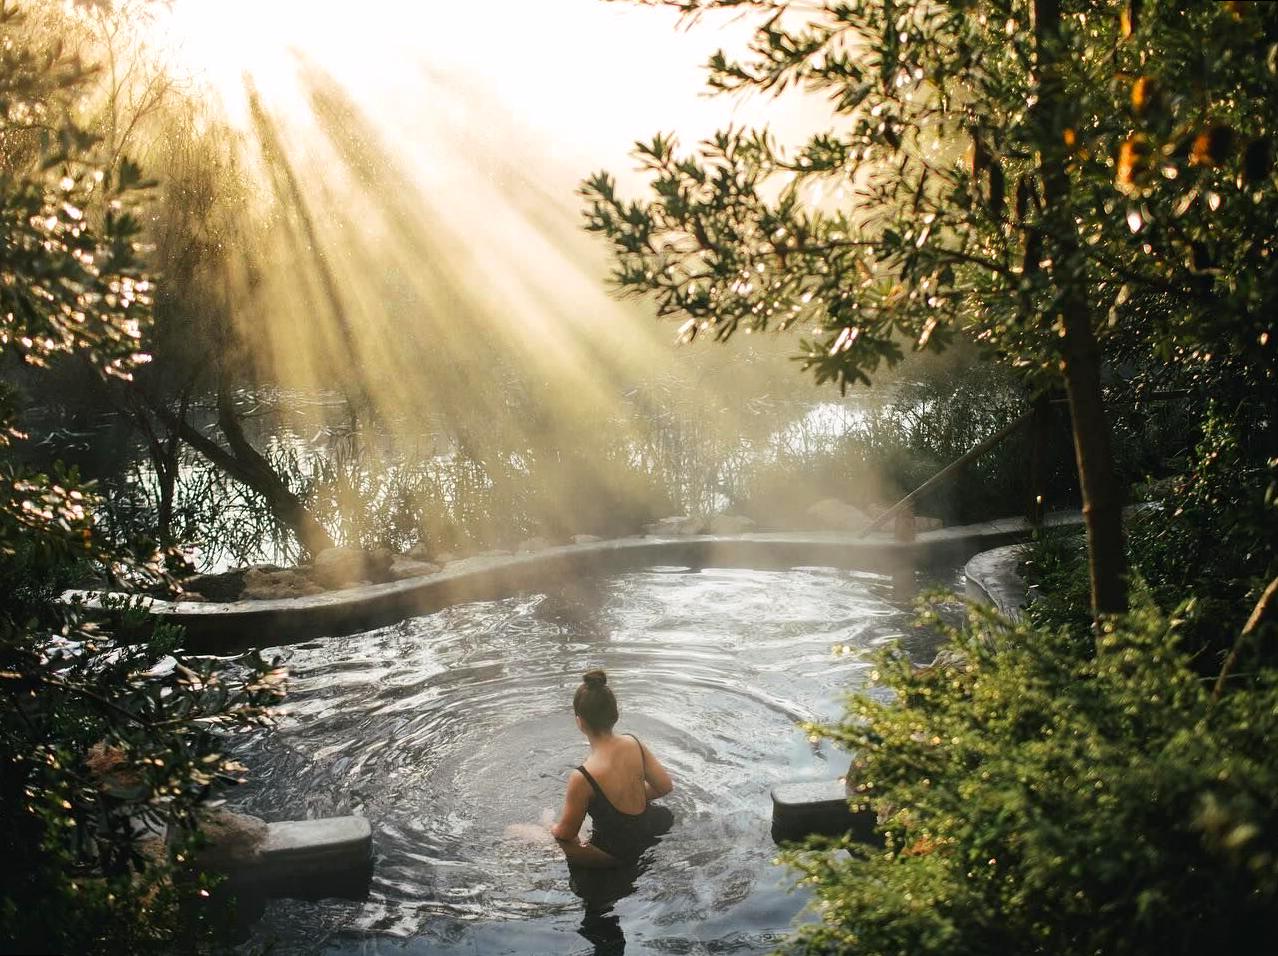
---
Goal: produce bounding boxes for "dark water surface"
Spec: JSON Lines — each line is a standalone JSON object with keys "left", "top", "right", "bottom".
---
{"left": 232, "top": 565, "right": 958, "bottom": 954}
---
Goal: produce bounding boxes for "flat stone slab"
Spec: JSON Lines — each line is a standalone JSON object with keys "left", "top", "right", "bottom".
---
{"left": 227, "top": 816, "right": 373, "bottom": 901}
{"left": 771, "top": 778, "right": 879, "bottom": 845}
{"left": 263, "top": 816, "right": 371, "bottom": 867}
{"left": 67, "top": 513, "right": 1088, "bottom": 651}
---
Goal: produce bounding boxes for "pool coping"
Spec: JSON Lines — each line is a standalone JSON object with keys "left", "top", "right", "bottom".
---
{"left": 962, "top": 543, "right": 1029, "bottom": 621}
{"left": 67, "top": 511, "right": 1086, "bottom": 652}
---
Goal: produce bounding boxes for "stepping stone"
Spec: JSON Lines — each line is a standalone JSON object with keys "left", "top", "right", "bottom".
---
{"left": 770, "top": 779, "right": 879, "bottom": 845}
{"left": 229, "top": 816, "right": 373, "bottom": 901}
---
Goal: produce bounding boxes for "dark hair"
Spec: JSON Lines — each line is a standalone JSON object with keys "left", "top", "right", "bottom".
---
{"left": 573, "top": 669, "right": 618, "bottom": 732}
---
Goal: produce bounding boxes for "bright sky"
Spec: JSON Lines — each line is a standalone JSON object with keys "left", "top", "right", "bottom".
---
{"left": 136, "top": 0, "right": 841, "bottom": 460}
{"left": 153, "top": 0, "right": 796, "bottom": 177}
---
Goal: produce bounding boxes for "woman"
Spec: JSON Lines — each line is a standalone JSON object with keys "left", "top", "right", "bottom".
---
{"left": 550, "top": 669, "right": 674, "bottom": 869}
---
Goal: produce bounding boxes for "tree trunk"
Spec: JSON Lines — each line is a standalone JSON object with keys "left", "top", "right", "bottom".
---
{"left": 150, "top": 395, "right": 335, "bottom": 557}
{"left": 1032, "top": 0, "right": 1129, "bottom": 618}
{"left": 212, "top": 392, "right": 336, "bottom": 557}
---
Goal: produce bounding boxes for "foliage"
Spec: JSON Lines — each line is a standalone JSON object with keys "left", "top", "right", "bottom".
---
{"left": 1019, "top": 523, "right": 1094, "bottom": 636}
{"left": 587, "top": 0, "right": 1276, "bottom": 392}
{"left": 1026, "top": 405, "right": 1278, "bottom": 668}
{"left": 785, "top": 598, "right": 1278, "bottom": 955}
{"left": 1, "top": 4, "right": 284, "bottom": 951}
{"left": 1129, "top": 409, "right": 1278, "bottom": 643}
{"left": 588, "top": 0, "right": 1278, "bottom": 615}
{"left": 0, "top": 2, "right": 152, "bottom": 381}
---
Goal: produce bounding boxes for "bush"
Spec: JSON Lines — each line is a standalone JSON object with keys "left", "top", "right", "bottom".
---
{"left": 785, "top": 598, "right": 1278, "bottom": 955}
{"left": 1023, "top": 406, "right": 1278, "bottom": 671}
{"left": 0, "top": 5, "right": 286, "bottom": 950}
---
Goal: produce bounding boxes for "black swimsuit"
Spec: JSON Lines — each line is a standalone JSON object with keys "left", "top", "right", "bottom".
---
{"left": 576, "top": 734, "right": 673, "bottom": 863}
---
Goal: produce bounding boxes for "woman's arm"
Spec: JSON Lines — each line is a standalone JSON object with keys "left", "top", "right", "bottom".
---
{"left": 549, "top": 771, "right": 620, "bottom": 867}
{"left": 638, "top": 739, "right": 674, "bottom": 799}
{"left": 550, "top": 770, "right": 590, "bottom": 843}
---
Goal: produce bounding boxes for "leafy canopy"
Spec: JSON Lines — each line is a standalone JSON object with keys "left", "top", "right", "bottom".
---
{"left": 584, "top": 0, "right": 1277, "bottom": 394}
{"left": 1, "top": 4, "right": 284, "bottom": 951}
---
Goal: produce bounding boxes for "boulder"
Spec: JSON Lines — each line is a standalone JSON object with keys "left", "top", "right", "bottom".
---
{"left": 241, "top": 567, "right": 325, "bottom": 600}
{"left": 572, "top": 534, "right": 603, "bottom": 544}
{"left": 388, "top": 557, "right": 440, "bottom": 581}
{"left": 644, "top": 515, "right": 706, "bottom": 536}
{"left": 707, "top": 513, "right": 756, "bottom": 535}
{"left": 806, "top": 499, "right": 870, "bottom": 532}
{"left": 404, "top": 541, "right": 435, "bottom": 561}
{"left": 914, "top": 515, "right": 944, "bottom": 532}
{"left": 85, "top": 741, "right": 147, "bottom": 800}
{"left": 310, "top": 547, "right": 394, "bottom": 588}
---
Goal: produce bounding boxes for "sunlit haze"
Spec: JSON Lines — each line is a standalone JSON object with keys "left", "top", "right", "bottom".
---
{"left": 109, "top": 0, "right": 849, "bottom": 544}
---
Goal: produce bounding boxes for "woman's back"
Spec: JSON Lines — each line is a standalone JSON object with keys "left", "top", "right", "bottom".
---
{"left": 577, "top": 733, "right": 673, "bottom": 864}
{"left": 579, "top": 734, "right": 648, "bottom": 815}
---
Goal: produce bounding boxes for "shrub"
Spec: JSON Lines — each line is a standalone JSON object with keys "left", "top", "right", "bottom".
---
{"left": 785, "top": 597, "right": 1278, "bottom": 955}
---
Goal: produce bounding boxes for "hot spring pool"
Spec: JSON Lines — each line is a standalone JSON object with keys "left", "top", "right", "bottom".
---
{"left": 230, "top": 564, "right": 960, "bottom": 954}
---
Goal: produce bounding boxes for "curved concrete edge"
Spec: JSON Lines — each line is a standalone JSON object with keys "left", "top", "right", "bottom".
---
{"left": 964, "top": 543, "right": 1028, "bottom": 621}
{"left": 67, "top": 512, "right": 1087, "bottom": 651}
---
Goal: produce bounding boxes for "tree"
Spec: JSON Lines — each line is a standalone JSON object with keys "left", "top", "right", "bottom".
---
{"left": 583, "top": 0, "right": 1278, "bottom": 622}
{"left": 1, "top": 4, "right": 283, "bottom": 949}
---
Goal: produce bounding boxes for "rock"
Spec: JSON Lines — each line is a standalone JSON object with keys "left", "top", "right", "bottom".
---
{"left": 806, "top": 499, "right": 870, "bottom": 532}
{"left": 192, "top": 808, "right": 270, "bottom": 871}
{"left": 708, "top": 513, "right": 756, "bottom": 535}
{"left": 433, "top": 551, "right": 459, "bottom": 564}
{"left": 176, "top": 592, "right": 208, "bottom": 603}
{"left": 516, "top": 536, "right": 554, "bottom": 553}
{"left": 388, "top": 557, "right": 440, "bottom": 581}
{"left": 572, "top": 534, "right": 603, "bottom": 544}
{"left": 772, "top": 778, "right": 879, "bottom": 846}
{"left": 644, "top": 515, "right": 706, "bottom": 536}
{"left": 914, "top": 515, "right": 944, "bottom": 532}
{"left": 181, "top": 569, "right": 247, "bottom": 602}
{"left": 241, "top": 567, "right": 325, "bottom": 600}
{"left": 311, "top": 547, "right": 394, "bottom": 588}
{"left": 405, "top": 541, "right": 434, "bottom": 561}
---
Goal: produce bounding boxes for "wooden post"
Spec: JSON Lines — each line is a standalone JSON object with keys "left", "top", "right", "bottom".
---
{"left": 893, "top": 499, "right": 916, "bottom": 543}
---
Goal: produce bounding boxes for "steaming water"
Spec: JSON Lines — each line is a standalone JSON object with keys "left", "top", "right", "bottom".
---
{"left": 231, "top": 564, "right": 958, "bottom": 954}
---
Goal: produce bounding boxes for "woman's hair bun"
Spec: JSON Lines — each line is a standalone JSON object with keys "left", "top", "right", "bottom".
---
{"left": 582, "top": 669, "right": 607, "bottom": 688}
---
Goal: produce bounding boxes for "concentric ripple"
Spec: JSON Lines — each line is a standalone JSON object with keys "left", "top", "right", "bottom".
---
{"left": 231, "top": 565, "right": 957, "bottom": 954}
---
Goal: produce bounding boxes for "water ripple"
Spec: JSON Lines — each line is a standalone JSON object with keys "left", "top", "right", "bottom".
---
{"left": 233, "top": 565, "right": 951, "bottom": 954}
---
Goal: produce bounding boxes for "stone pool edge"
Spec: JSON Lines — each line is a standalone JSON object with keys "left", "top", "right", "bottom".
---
{"left": 963, "top": 543, "right": 1029, "bottom": 621}
{"left": 67, "top": 512, "right": 1085, "bottom": 652}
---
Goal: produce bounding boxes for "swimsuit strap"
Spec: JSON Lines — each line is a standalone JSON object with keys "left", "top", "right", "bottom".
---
{"left": 625, "top": 733, "right": 646, "bottom": 773}
{"left": 576, "top": 764, "right": 606, "bottom": 801}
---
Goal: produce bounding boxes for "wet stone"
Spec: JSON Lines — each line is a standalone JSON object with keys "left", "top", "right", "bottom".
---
{"left": 389, "top": 557, "right": 440, "bottom": 581}
{"left": 311, "top": 547, "right": 394, "bottom": 588}
{"left": 707, "top": 513, "right": 756, "bottom": 534}
{"left": 644, "top": 515, "right": 706, "bottom": 536}
{"left": 771, "top": 778, "right": 879, "bottom": 845}
{"left": 806, "top": 498, "right": 870, "bottom": 532}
